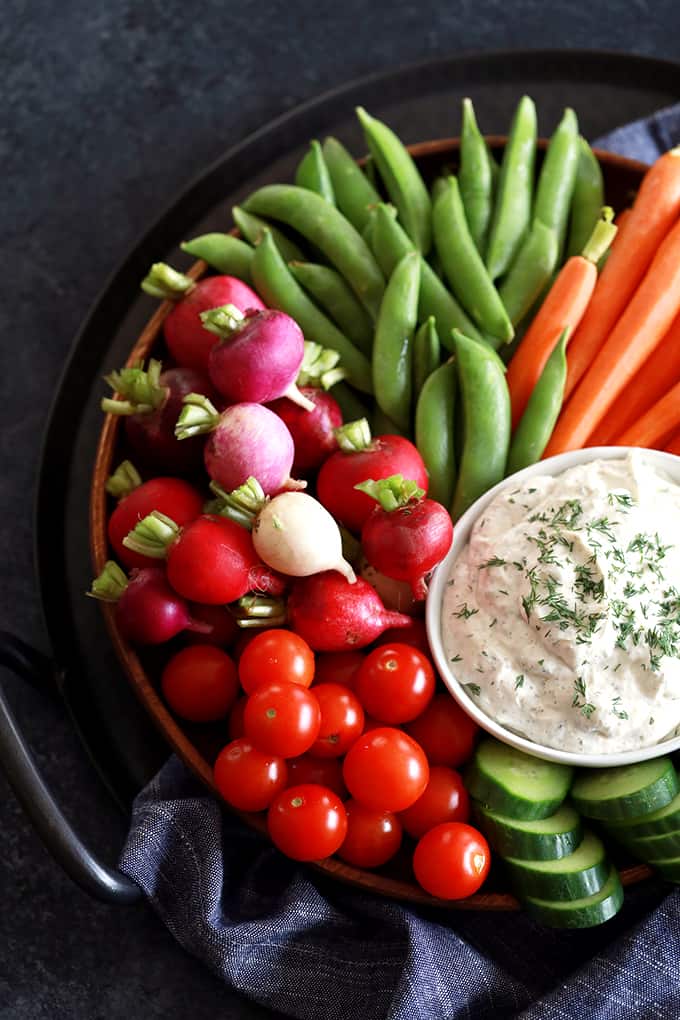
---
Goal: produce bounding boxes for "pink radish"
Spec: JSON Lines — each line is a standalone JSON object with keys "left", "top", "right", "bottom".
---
{"left": 88, "top": 561, "right": 210, "bottom": 645}
{"left": 203, "top": 305, "right": 313, "bottom": 410}
{"left": 357, "top": 475, "right": 454, "bottom": 600}
{"left": 141, "top": 263, "right": 264, "bottom": 373}
{"left": 175, "top": 396, "right": 304, "bottom": 495}
{"left": 287, "top": 572, "right": 411, "bottom": 651}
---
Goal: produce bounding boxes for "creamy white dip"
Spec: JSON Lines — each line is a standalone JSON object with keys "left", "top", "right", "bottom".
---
{"left": 442, "top": 454, "right": 680, "bottom": 753}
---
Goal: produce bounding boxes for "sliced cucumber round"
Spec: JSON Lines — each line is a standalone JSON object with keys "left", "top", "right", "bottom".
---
{"left": 505, "top": 830, "right": 609, "bottom": 901}
{"left": 604, "top": 790, "right": 680, "bottom": 837}
{"left": 571, "top": 757, "right": 679, "bottom": 822}
{"left": 612, "top": 826, "right": 680, "bottom": 863}
{"left": 653, "top": 853, "right": 680, "bottom": 883}
{"left": 465, "top": 739, "right": 573, "bottom": 821}
{"left": 524, "top": 866, "right": 623, "bottom": 929}
{"left": 474, "top": 801, "right": 583, "bottom": 861}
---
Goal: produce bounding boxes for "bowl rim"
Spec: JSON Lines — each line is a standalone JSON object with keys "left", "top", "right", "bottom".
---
{"left": 426, "top": 446, "right": 680, "bottom": 769}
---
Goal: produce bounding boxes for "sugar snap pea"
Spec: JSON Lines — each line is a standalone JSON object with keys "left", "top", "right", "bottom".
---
{"left": 459, "top": 98, "right": 495, "bottom": 254}
{"left": 498, "top": 220, "right": 559, "bottom": 327}
{"left": 362, "top": 206, "right": 378, "bottom": 249}
{"left": 415, "top": 358, "right": 457, "bottom": 508}
{"left": 533, "top": 107, "right": 579, "bottom": 255}
{"left": 372, "top": 404, "right": 407, "bottom": 438}
{"left": 289, "top": 261, "right": 373, "bottom": 355}
{"left": 413, "top": 316, "right": 441, "bottom": 397}
{"left": 332, "top": 381, "right": 372, "bottom": 423}
{"left": 356, "top": 106, "right": 432, "bottom": 254}
{"left": 244, "top": 184, "right": 385, "bottom": 319}
{"left": 565, "top": 137, "right": 605, "bottom": 258}
{"left": 372, "top": 252, "right": 420, "bottom": 433}
{"left": 181, "top": 233, "right": 254, "bottom": 284}
{"left": 232, "top": 206, "right": 304, "bottom": 263}
{"left": 251, "top": 230, "right": 372, "bottom": 393}
{"left": 431, "top": 176, "right": 448, "bottom": 203}
{"left": 322, "top": 137, "right": 381, "bottom": 232}
{"left": 451, "top": 330, "right": 511, "bottom": 520}
{"left": 486, "top": 96, "right": 537, "bottom": 281}
{"left": 433, "top": 177, "right": 514, "bottom": 344}
{"left": 506, "top": 329, "right": 568, "bottom": 475}
{"left": 295, "top": 140, "right": 336, "bottom": 204}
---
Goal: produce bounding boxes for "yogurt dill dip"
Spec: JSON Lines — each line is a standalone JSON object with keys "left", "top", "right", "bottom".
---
{"left": 441, "top": 453, "right": 680, "bottom": 754}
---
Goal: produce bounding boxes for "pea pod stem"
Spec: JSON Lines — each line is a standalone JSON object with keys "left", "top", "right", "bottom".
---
{"left": 459, "top": 98, "right": 495, "bottom": 253}
{"left": 322, "top": 136, "right": 381, "bottom": 231}
{"left": 415, "top": 358, "right": 457, "bottom": 508}
{"left": 295, "top": 140, "right": 336, "bottom": 204}
{"left": 372, "top": 252, "right": 420, "bottom": 433}
{"left": 180, "top": 234, "right": 254, "bottom": 284}
{"left": 506, "top": 329, "right": 568, "bottom": 475}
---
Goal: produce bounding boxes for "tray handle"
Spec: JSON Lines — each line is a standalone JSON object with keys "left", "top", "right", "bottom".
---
{"left": 0, "top": 631, "right": 141, "bottom": 904}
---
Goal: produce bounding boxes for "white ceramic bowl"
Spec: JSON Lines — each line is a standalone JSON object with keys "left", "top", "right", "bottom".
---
{"left": 426, "top": 446, "right": 680, "bottom": 769}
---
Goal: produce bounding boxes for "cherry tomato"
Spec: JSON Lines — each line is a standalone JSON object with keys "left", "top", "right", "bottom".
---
{"left": 308, "top": 683, "right": 364, "bottom": 758}
{"left": 238, "top": 629, "right": 315, "bottom": 694}
{"left": 184, "top": 603, "right": 239, "bottom": 648}
{"left": 161, "top": 645, "right": 238, "bottom": 722}
{"left": 373, "top": 617, "right": 431, "bottom": 658}
{"left": 227, "top": 695, "right": 247, "bottom": 740}
{"left": 355, "top": 644, "right": 435, "bottom": 724}
{"left": 404, "top": 694, "right": 478, "bottom": 767}
{"left": 413, "top": 822, "right": 490, "bottom": 899}
{"left": 342, "top": 727, "right": 429, "bottom": 812}
{"left": 286, "top": 755, "right": 347, "bottom": 800}
{"left": 213, "top": 738, "right": 288, "bottom": 812}
{"left": 267, "top": 784, "right": 347, "bottom": 861}
{"left": 337, "top": 800, "right": 402, "bottom": 869}
{"left": 244, "top": 681, "right": 321, "bottom": 757}
{"left": 398, "top": 766, "right": 470, "bottom": 839}
{"left": 314, "top": 651, "right": 365, "bottom": 689}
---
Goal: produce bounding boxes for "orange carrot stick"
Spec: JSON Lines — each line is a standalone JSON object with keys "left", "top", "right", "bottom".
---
{"left": 614, "top": 380, "right": 680, "bottom": 449}
{"left": 666, "top": 430, "right": 680, "bottom": 456}
{"left": 544, "top": 213, "right": 680, "bottom": 457}
{"left": 506, "top": 209, "right": 616, "bottom": 430}
{"left": 587, "top": 309, "right": 680, "bottom": 445}
{"left": 564, "top": 147, "right": 680, "bottom": 401}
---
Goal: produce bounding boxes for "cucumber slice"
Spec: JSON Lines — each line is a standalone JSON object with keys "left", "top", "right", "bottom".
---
{"left": 653, "top": 853, "right": 680, "bottom": 883}
{"left": 571, "top": 758, "right": 679, "bottom": 821}
{"left": 465, "top": 739, "right": 573, "bottom": 820}
{"left": 524, "top": 866, "right": 623, "bottom": 929}
{"left": 604, "top": 790, "right": 680, "bottom": 837}
{"left": 474, "top": 802, "right": 583, "bottom": 861}
{"left": 505, "top": 830, "right": 609, "bottom": 901}
{"left": 610, "top": 825, "right": 680, "bottom": 863}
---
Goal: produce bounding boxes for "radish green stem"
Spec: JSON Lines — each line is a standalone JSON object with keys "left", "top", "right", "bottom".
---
{"left": 88, "top": 560, "right": 128, "bottom": 602}
{"left": 233, "top": 595, "right": 288, "bottom": 628}
{"left": 354, "top": 473, "right": 425, "bottom": 511}
{"left": 211, "top": 477, "right": 267, "bottom": 530}
{"left": 122, "top": 510, "right": 179, "bottom": 558}
{"left": 141, "top": 262, "right": 195, "bottom": 300}
{"left": 175, "top": 393, "right": 220, "bottom": 440}
{"left": 101, "top": 359, "right": 167, "bottom": 416}
{"left": 582, "top": 206, "right": 617, "bottom": 264}
{"left": 334, "top": 417, "right": 374, "bottom": 452}
{"left": 105, "top": 460, "right": 142, "bottom": 499}
{"left": 199, "top": 304, "right": 245, "bottom": 338}
{"left": 297, "top": 341, "right": 346, "bottom": 390}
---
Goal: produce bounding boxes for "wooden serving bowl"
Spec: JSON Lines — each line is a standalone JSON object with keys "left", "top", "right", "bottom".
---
{"left": 90, "top": 138, "right": 653, "bottom": 910}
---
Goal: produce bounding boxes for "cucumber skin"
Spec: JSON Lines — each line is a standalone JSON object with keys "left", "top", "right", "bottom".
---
{"left": 505, "top": 851, "right": 609, "bottom": 902}
{"left": 474, "top": 804, "right": 583, "bottom": 861}
{"left": 609, "top": 826, "right": 680, "bottom": 863}
{"left": 604, "top": 791, "right": 680, "bottom": 837}
{"left": 571, "top": 764, "right": 679, "bottom": 822}
{"left": 465, "top": 762, "right": 568, "bottom": 821}
{"left": 523, "top": 868, "right": 623, "bottom": 929}
{"left": 654, "top": 857, "right": 680, "bottom": 883}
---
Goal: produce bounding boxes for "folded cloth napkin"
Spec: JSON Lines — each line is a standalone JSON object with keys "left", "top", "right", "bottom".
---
{"left": 120, "top": 104, "right": 680, "bottom": 1020}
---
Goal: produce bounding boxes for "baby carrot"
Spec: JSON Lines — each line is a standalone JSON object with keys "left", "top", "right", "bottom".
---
{"left": 615, "top": 380, "right": 680, "bottom": 450}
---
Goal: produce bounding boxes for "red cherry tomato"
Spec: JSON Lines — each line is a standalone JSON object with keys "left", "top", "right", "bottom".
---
{"left": 213, "top": 738, "right": 288, "bottom": 812}
{"left": 308, "top": 683, "right": 364, "bottom": 758}
{"left": 373, "top": 617, "right": 431, "bottom": 658}
{"left": 184, "top": 603, "right": 240, "bottom": 648}
{"left": 244, "top": 681, "right": 321, "bottom": 757}
{"left": 398, "top": 766, "right": 470, "bottom": 839}
{"left": 337, "top": 799, "right": 402, "bottom": 869}
{"left": 314, "top": 651, "right": 365, "bottom": 689}
{"left": 413, "top": 823, "right": 491, "bottom": 900}
{"left": 286, "top": 755, "right": 347, "bottom": 800}
{"left": 227, "top": 695, "right": 247, "bottom": 740}
{"left": 404, "top": 694, "right": 479, "bottom": 767}
{"left": 267, "top": 784, "right": 347, "bottom": 861}
{"left": 238, "top": 629, "right": 315, "bottom": 694}
{"left": 161, "top": 645, "right": 238, "bottom": 722}
{"left": 355, "top": 644, "right": 435, "bottom": 724}
{"left": 342, "top": 727, "right": 429, "bottom": 812}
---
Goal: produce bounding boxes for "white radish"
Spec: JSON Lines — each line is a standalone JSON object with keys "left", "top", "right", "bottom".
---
{"left": 253, "top": 492, "right": 356, "bottom": 583}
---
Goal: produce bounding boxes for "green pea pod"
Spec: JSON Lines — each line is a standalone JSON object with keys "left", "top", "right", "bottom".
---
{"left": 459, "top": 98, "right": 495, "bottom": 253}
{"left": 361, "top": 206, "right": 378, "bottom": 249}
{"left": 332, "top": 381, "right": 372, "bottom": 423}
{"left": 431, "top": 176, "right": 448, "bottom": 203}
{"left": 506, "top": 329, "right": 568, "bottom": 476}
{"left": 565, "top": 137, "right": 605, "bottom": 258}
{"left": 433, "top": 177, "right": 514, "bottom": 344}
{"left": 371, "top": 203, "right": 484, "bottom": 350}
{"left": 295, "top": 140, "right": 336, "bottom": 204}
{"left": 372, "top": 404, "right": 407, "bottom": 438}
{"left": 372, "top": 252, "right": 421, "bottom": 432}
{"left": 413, "top": 316, "right": 441, "bottom": 396}
{"left": 498, "top": 220, "right": 559, "bottom": 327}
{"left": 251, "top": 230, "right": 373, "bottom": 393}
{"left": 486, "top": 96, "right": 537, "bottom": 280}
{"left": 533, "top": 107, "right": 580, "bottom": 255}
{"left": 232, "top": 206, "right": 304, "bottom": 263}
{"left": 322, "top": 137, "right": 381, "bottom": 232}
{"left": 415, "top": 358, "right": 457, "bottom": 507}
{"left": 451, "top": 330, "right": 511, "bottom": 520}
{"left": 181, "top": 233, "right": 253, "bottom": 284}
{"left": 356, "top": 106, "right": 432, "bottom": 254}
{"left": 289, "top": 261, "right": 373, "bottom": 355}
{"left": 244, "top": 184, "right": 385, "bottom": 319}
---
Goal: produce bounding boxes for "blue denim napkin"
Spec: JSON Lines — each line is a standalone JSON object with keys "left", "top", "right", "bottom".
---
{"left": 120, "top": 104, "right": 680, "bottom": 1020}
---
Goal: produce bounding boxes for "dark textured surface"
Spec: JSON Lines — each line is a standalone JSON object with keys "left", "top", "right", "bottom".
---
{"left": 2, "top": 1, "right": 680, "bottom": 1017}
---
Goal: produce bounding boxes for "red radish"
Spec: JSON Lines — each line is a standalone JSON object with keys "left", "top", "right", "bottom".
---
{"left": 316, "top": 418, "right": 428, "bottom": 533}
{"left": 101, "top": 359, "right": 215, "bottom": 473}
{"left": 287, "top": 572, "right": 411, "bottom": 652}
{"left": 360, "top": 558, "right": 419, "bottom": 615}
{"left": 122, "top": 511, "right": 286, "bottom": 605}
{"left": 175, "top": 397, "right": 304, "bottom": 496}
{"left": 357, "top": 475, "right": 453, "bottom": 600}
{"left": 374, "top": 616, "right": 430, "bottom": 658}
{"left": 184, "top": 603, "right": 240, "bottom": 648}
{"left": 105, "top": 461, "right": 204, "bottom": 570}
{"left": 203, "top": 304, "right": 313, "bottom": 410}
{"left": 88, "top": 561, "right": 210, "bottom": 645}
{"left": 141, "top": 262, "right": 264, "bottom": 372}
